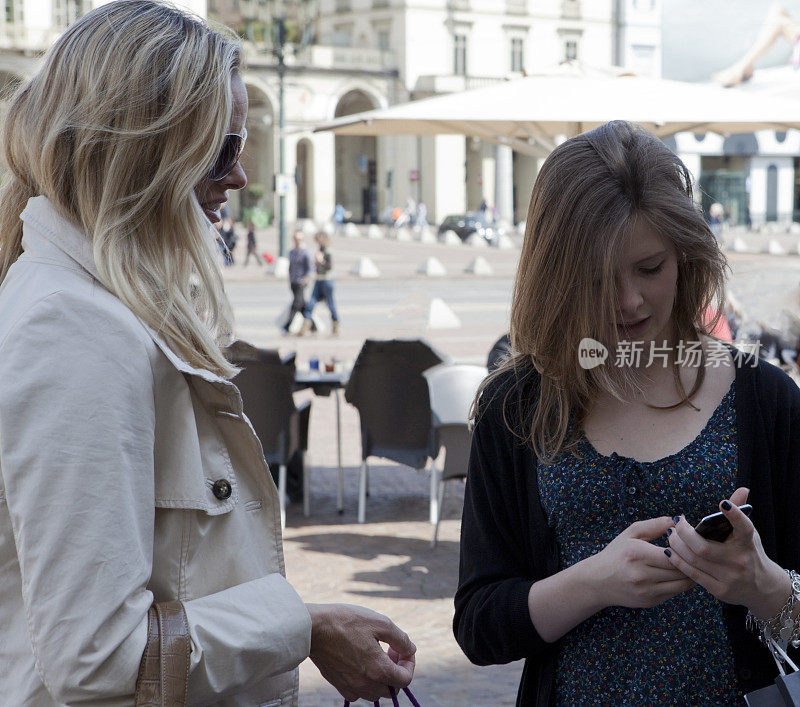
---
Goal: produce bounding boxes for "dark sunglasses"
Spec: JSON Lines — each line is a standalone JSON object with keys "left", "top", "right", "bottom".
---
{"left": 207, "top": 127, "right": 247, "bottom": 181}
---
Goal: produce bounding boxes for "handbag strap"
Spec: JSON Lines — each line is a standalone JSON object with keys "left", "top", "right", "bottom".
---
{"left": 135, "top": 601, "right": 191, "bottom": 706}
{"left": 769, "top": 636, "right": 800, "bottom": 676}
{"left": 344, "top": 685, "right": 420, "bottom": 707}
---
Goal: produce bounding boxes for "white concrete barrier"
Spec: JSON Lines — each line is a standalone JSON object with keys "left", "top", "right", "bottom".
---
{"left": 350, "top": 256, "right": 381, "bottom": 278}
{"left": 366, "top": 224, "right": 384, "bottom": 239}
{"left": 272, "top": 256, "right": 289, "bottom": 278}
{"left": 344, "top": 222, "right": 361, "bottom": 238}
{"left": 416, "top": 257, "right": 447, "bottom": 277}
{"left": 465, "top": 256, "right": 494, "bottom": 275}
{"left": 416, "top": 227, "right": 437, "bottom": 244}
{"left": 493, "top": 235, "right": 515, "bottom": 250}
{"left": 442, "top": 230, "right": 461, "bottom": 246}
{"left": 465, "top": 233, "right": 488, "bottom": 248}
{"left": 392, "top": 226, "right": 413, "bottom": 241}
{"left": 766, "top": 239, "right": 787, "bottom": 256}
{"left": 297, "top": 219, "right": 317, "bottom": 236}
{"left": 732, "top": 237, "right": 750, "bottom": 253}
{"left": 427, "top": 298, "right": 461, "bottom": 330}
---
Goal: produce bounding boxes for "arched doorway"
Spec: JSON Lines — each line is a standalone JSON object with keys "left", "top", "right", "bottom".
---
{"left": 334, "top": 90, "right": 378, "bottom": 223}
{"left": 240, "top": 83, "right": 274, "bottom": 223}
{"left": 296, "top": 138, "right": 313, "bottom": 220}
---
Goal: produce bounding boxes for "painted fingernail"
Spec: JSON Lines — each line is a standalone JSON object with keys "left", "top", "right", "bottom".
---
{"left": 672, "top": 516, "right": 680, "bottom": 524}
{"left": 664, "top": 548, "right": 672, "bottom": 557}
{"left": 721, "top": 500, "right": 732, "bottom": 511}
{"left": 667, "top": 528, "right": 673, "bottom": 536}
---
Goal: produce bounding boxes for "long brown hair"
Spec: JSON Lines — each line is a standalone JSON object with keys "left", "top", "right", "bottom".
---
{"left": 476, "top": 121, "right": 727, "bottom": 463}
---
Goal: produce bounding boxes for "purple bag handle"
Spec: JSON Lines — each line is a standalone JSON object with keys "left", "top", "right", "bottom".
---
{"left": 344, "top": 685, "right": 421, "bottom": 707}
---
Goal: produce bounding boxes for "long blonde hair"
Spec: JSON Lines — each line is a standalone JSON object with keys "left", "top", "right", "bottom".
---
{"left": 0, "top": 0, "right": 241, "bottom": 377}
{"left": 478, "top": 121, "right": 727, "bottom": 463}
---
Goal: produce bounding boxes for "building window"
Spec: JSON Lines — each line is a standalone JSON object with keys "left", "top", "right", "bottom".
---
{"left": 4, "top": 0, "right": 24, "bottom": 23}
{"left": 377, "top": 31, "right": 390, "bottom": 51}
{"left": 454, "top": 33, "right": 467, "bottom": 75}
{"left": 561, "top": 0, "right": 581, "bottom": 19}
{"left": 335, "top": 0, "right": 351, "bottom": 12}
{"left": 563, "top": 39, "right": 578, "bottom": 62}
{"left": 332, "top": 22, "right": 353, "bottom": 47}
{"left": 510, "top": 37, "right": 524, "bottom": 72}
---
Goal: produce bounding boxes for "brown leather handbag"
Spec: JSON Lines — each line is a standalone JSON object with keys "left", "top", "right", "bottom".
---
{"left": 134, "top": 602, "right": 191, "bottom": 707}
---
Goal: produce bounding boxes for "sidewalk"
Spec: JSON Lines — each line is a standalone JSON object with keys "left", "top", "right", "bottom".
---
{"left": 283, "top": 459, "right": 523, "bottom": 706}
{"left": 283, "top": 379, "right": 523, "bottom": 706}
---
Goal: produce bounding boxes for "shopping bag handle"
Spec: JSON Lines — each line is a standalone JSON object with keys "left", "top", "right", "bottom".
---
{"left": 343, "top": 685, "right": 421, "bottom": 707}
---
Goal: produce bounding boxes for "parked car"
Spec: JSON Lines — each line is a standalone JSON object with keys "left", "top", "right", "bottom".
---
{"left": 437, "top": 212, "right": 505, "bottom": 244}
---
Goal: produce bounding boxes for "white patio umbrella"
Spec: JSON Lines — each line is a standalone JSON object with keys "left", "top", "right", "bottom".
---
{"left": 315, "top": 63, "right": 800, "bottom": 157}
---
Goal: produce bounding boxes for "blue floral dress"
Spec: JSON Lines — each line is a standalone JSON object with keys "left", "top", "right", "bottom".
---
{"left": 537, "top": 381, "right": 742, "bottom": 706}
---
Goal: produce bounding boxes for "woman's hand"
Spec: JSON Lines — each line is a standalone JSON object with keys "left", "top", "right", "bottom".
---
{"left": 665, "top": 487, "right": 791, "bottom": 619}
{"left": 306, "top": 603, "right": 416, "bottom": 703}
{"left": 587, "top": 516, "right": 696, "bottom": 609}
{"left": 528, "top": 516, "right": 694, "bottom": 643}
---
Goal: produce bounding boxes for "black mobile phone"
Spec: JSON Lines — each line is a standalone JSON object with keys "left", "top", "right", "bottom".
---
{"left": 694, "top": 504, "right": 753, "bottom": 542}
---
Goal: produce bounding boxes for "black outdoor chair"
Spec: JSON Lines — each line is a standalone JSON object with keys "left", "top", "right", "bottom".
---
{"left": 344, "top": 338, "right": 449, "bottom": 523}
{"left": 226, "top": 340, "right": 311, "bottom": 527}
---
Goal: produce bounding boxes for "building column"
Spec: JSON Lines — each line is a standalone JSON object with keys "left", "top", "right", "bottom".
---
{"left": 749, "top": 157, "right": 768, "bottom": 228}
{"left": 283, "top": 132, "right": 299, "bottom": 229}
{"left": 777, "top": 156, "right": 795, "bottom": 225}
{"left": 312, "top": 131, "right": 335, "bottom": 225}
{"left": 420, "top": 135, "right": 466, "bottom": 223}
{"left": 494, "top": 143, "right": 514, "bottom": 224}
{"left": 678, "top": 152, "right": 702, "bottom": 200}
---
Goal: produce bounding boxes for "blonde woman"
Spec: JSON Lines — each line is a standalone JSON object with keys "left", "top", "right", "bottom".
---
{"left": 454, "top": 121, "right": 800, "bottom": 704}
{"left": 0, "top": 2, "right": 414, "bottom": 704}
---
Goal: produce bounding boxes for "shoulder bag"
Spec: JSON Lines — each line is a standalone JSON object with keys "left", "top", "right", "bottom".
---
{"left": 134, "top": 602, "right": 191, "bottom": 707}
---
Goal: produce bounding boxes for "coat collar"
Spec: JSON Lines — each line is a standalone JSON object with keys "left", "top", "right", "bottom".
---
{"left": 19, "top": 195, "right": 236, "bottom": 390}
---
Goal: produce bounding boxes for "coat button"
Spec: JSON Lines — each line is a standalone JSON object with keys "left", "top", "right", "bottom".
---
{"left": 738, "top": 667, "right": 752, "bottom": 681}
{"left": 212, "top": 479, "right": 232, "bottom": 500}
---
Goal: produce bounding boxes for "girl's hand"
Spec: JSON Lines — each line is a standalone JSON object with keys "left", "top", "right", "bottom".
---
{"left": 587, "top": 517, "right": 696, "bottom": 609}
{"left": 665, "top": 487, "right": 791, "bottom": 619}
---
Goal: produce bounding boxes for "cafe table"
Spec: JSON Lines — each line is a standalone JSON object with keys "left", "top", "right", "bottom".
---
{"left": 294, "top": 369, "right": 350, "bottom": 513}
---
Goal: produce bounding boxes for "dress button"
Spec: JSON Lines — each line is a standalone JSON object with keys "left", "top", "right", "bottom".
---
{"left": 739, "top": 667, "right": 752, "bottom": 681}
{"left": 628, "top": 486, "right": 637, "bottom": 495}
{"left": 212, "top": 479, "right": 232, "bottom": 500}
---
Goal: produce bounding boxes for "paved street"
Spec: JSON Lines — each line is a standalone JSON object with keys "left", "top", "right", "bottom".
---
{"left": 222, "top": 228, "right": 800, "bottom": 706}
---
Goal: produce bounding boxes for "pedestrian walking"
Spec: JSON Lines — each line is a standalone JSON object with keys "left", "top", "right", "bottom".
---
{"left": 301, "top": 231, "right": 340, "bottom": 336}
{"left": 0, "top": 2, "right": 415, "bottom": 704}
{"left": 454, "top": 120, "right": 800, "bottom": 704}
{"left": 333, "top": 203, "right": 346, "bottom": 235}
{"left": 708, "top": 202, "right": 725, "bottom": 246}
{"left": 282, "top": 229, "right": 313, "bottom": 334}
{"left": 243, "top": 219, "right": 262, "bottom": 266}
{"left": 416, "top": 201, "right": 428, "bottom": 229}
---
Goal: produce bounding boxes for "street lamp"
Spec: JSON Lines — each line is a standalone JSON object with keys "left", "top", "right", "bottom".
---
{"left": 266, "top": 0, "right": 318, "bottom": 258}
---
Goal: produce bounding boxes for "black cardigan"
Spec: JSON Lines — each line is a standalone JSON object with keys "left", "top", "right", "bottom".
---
{"left": 453, "top": 355, "right": 800, "bottom": 706}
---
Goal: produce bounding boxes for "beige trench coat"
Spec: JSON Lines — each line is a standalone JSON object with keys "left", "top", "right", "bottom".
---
{"left": 0, "top": 197, "right": 311, "bottom": 705}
